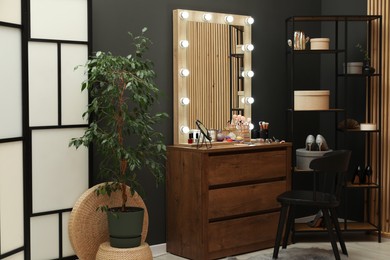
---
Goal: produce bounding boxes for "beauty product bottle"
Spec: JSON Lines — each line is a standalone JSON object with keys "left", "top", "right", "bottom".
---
{"left": 242, "top": 124, "right": 250, "bottom": 142}
{"left": 188, "top": 132, "right": 194, "bottom": 144}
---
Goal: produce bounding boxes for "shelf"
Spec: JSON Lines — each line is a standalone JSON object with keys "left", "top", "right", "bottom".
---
{"left": 293, "top": 167, "right": 313, "bottom": 173}
{"left": 286, "top": 15, "right": 381, "bottom": 22}
{"left": 294, "top": 221, "right": 378, "bottom": 232}
{"left": 230, "top": 53, "right": 244, "bottom": 58}
{"left": 342, "top": 222, "right": 379, "bottom": 231}
{"left": 288, "top": 108, "right": 344, "bottom": 112}
{"left": 337, "top": 73, "right": 381, "bottom": 77}
{"left": 287, "top": 49, "right": 344, "bottom": 55}
{"left": 345, "top": 181, "right": 379, "bottom": 189}
{"left": 337, "top": 128, "right": 379, "bottom": 133}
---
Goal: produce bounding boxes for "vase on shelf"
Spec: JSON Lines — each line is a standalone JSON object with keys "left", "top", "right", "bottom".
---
{"left": 363, "top": 60, "right": 375, "bottom": 75}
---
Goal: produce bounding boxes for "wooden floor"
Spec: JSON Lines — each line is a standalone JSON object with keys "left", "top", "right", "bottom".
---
{"left": 155, "top": 233, "right": 390, "bottom": 259}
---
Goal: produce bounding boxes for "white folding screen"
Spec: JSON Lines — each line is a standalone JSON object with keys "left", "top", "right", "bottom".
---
{"left": 0, "top": 0, "right": 24, "bottom": 258}
{"left": 0, "top": 0, "right": 21, "bottom": 24}
{"left": 27, "top": 0, "right": 91, "bottom": 259}
{"left": 61, "top": 212, "right": 74, "bottom": 257}
{"left": 28, "top": 0, "right": 90, "bottom": 258}
{"left": 30, "top": 215, "right": 59, "bottom": 259}
{"left": 61, "top": 44, "right": 88, "bottom": 125}
{"left": 1, "top": 0, "right": 90, "bottom": 258}
{"left": 31, "top": 129, "right": 88, "bottom": 213}
{"left": 0, "top": 27, "right": 22, "bottom": 139}
{"left": 2, "top": 252, "right": 24, "bottom": 260}
{"left": 30, "top": 0, "right": 88, "bottom": 41}
{"left": 0, "top": 142, "right": 24, "bottom": 254}
{"left": 28, "top": 42, "right": 59, "bottom": 127}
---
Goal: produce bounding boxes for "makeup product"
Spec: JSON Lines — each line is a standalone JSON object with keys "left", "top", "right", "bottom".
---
{"left": 188, "top": 132, "right": 194, "bottom": 144}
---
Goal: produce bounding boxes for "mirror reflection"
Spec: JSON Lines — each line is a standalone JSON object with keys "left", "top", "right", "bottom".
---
{"left": 173, "top": 9, "right": 253, "bottom": 144}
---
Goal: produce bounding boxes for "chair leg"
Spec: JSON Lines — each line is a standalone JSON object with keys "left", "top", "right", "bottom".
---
{"left": 330, "top": 207, "right": 348, "bottom": 256}
{"left": 322, "top": 208, "right": 341, "bottom": 260}
{"left": 273, "top": 205, "right": 288, "bottom": 259}
{"left": 282, "top": 205, "right": 295, "bottom": 248}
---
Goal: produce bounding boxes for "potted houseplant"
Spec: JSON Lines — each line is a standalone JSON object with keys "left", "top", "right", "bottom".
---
{"left": 69, "top": 28, "right": 168, "bottom": 248}
{"left": 355, "top": 43, "right": 375, "bottom": 75}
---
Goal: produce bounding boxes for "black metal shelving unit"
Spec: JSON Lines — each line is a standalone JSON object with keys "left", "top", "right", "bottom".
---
{"left": 286, "top": 15, "right": 382, "bottom": 242}
{"left": 229, "top": 25, "right": 245, "bottom": 117}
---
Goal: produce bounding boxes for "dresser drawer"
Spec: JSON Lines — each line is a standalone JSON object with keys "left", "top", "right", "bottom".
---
{"left": 208, "top": 212, "right": 279, "bottom": 256}
{"left": 208, "top": 181, "right": 285, "bottom": 219}
{"left": 208, "top": 150, "right": 287, "bottom": 185}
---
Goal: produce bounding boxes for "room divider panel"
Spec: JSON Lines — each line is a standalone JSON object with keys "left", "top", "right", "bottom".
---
{"left": 27, "top": 0, "right": 90, "bottom": 259}
{"left": 0, "top": 1, "right": 24, "bottom": 259}
{"left": 0, "top": 0, "right": 91, "bottom": 259}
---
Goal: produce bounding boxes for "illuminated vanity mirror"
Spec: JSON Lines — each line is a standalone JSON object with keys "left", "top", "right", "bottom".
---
{"left": 173, "top": 9, "right": 254, "bottom": 144}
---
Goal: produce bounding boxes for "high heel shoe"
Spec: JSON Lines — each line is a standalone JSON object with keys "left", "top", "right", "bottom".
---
{"left": 351, "top": 165, "right": 362, "bottom": 184}
{"left": 305, "top": 135, "right": 315, "bottom": 151}
{"left": 352, "top": 165, "right": 367, "bottom": 184}
{"left": 365, "top": 165, "right": 372, "bottom": 184}
{"left": 307, "top": 211, "right": 323, "bottom": 228}
{"left": 316, "top": 134, "right": 329, "bottom": 151}
{"left": 359, "top": 165, "right": 366, "bottom": 184}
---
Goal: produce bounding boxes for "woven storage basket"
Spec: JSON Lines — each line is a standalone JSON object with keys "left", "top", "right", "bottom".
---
{"left": 68, "top": 183, "right": 149, "bottom": 260}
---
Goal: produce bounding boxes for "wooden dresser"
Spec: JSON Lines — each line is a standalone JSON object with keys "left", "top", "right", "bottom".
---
{"left": 166, "top": 143, "right": 292, "bottom": 259}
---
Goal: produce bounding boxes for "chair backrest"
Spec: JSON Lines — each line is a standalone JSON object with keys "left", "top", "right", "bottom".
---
{"left": 310, "top": 150, "right": 351, "bottom": 173}
{"left": 309, "top": 150, "right": 351, "bottom": 199}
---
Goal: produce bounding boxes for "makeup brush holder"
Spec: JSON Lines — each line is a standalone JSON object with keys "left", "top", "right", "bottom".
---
{"left": 259, "top": 129, "right": 269, "bottom": 139}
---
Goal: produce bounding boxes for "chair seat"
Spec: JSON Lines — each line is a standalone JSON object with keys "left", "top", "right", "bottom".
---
{"left": 277, "top": 190, "right": 339, "bottom": 208}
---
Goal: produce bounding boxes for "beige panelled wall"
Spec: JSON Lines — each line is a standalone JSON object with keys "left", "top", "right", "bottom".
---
{"left": 368, "top": 0, "right": 390, "bottom": 235}
{"left": 187, "top": 22, "right": 230, "bottom": 130}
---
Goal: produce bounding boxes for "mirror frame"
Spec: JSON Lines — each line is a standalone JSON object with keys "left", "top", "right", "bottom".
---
{"left": 173, "top": 9, "right": 253, "bottom": 144}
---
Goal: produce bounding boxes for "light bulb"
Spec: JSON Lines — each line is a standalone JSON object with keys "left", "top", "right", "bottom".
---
{"left": 180, "top": 68, "right": 190, "bottom": 77}
{"left": 180, "top": 126, "right": 190, "bottom": 134}
{"left": 180, "top": 11, "right": 189, "bottom": 20}
{"left": 241, "top": 70, "right": 254, "bottom": 78}
{"left": 249, "top": 123, "right": 254, "bottom": 130}
{"left": 242, "top": 44, "right": 254, "bottom": 52}
{"left": 180, "top": 97, "right": 190, "bottom": 105}
{"left": 180, "top": 40, "right": 189, "bottom": 48}
{"left": 246, "top": 97, "right": 255, "bottom": 104}
{"left": 245, "top": 17, "right": 254, "bottom": 25}
{"left": 203, "top": 13, "right": 212, "bottom": 22}
{"left": 241, "top": 97, "right": 254, "bottom": 104}
{"left": 225, "top": 15, "right": 234, "bottom": 24}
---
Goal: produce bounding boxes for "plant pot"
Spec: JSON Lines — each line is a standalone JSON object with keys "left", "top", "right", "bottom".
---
{"left": 362, "top": 61, "right": 375, "bottom": 75}
{"left": 107, "top": 206, "right": 144, "bottom": 248}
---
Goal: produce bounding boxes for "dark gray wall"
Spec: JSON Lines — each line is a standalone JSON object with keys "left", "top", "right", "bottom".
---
{"left": 92, "top": 0, "right": 366, "bottom": 245}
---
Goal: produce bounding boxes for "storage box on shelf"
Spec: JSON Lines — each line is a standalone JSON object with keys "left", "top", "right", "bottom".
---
{"left": 310, "top": 38, "right": 330, "bottom": 50}
{"left": 294, "top": 90, "right": 330, "bottom": 111}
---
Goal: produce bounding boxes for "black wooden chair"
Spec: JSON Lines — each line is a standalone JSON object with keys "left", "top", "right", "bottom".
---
{"left": 272, "top": 150, "right": 351, "bottom": 260}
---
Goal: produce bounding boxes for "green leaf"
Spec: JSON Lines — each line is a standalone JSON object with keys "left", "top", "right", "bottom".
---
{"left": 69, "top": 28, "right": 167, "bottom": 207}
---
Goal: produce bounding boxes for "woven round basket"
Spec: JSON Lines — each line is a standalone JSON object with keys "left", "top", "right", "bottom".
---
{"left": 68, "top": 183, "right": 149, "bottom": 260}
{"left": 96, "top": 242, "right": 152, "bottom": 260}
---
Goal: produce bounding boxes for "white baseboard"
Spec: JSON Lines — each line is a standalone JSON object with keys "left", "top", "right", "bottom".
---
{"left": 150, "top": 243, "right": 167, "bottom": 257}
